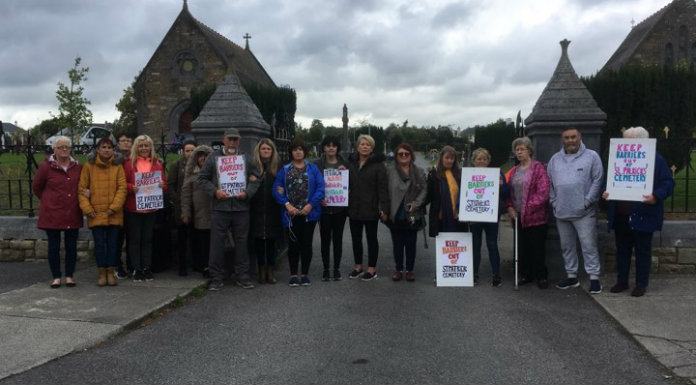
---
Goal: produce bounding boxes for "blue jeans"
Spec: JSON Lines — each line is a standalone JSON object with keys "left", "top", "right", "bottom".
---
{"left": 614, "top": 214, "right": 653, "bottom": 287}
{"left": 470, "top": 222, "right": 501, "bottom": 277}
{"left": 45, "top": 229, "right": 78, "bottom": 279}
{"left": 92, "top": 225, "right": 120, "bottom": 268}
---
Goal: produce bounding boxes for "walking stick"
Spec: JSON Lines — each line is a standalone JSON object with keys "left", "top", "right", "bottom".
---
{"left": 514, "top": 216, "right": 519, "bottom": 291}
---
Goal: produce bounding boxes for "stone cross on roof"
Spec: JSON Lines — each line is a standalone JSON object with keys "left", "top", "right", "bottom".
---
{"left": 243, "top": 33, "right": 251, "bottom": 49}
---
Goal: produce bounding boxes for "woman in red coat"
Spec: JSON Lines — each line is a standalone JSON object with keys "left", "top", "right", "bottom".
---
{"left": 32, "top": 136, "right": 83, "bottom": 288}
{"left": 123, "top": 135, "right": 167, "bottom": 282}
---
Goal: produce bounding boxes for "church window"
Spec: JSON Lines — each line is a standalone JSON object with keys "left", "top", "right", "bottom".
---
{"left": 665, "top": 43, "right": 674, "bottom": 67}
{"left": 171, "top": 50, "right": 202, "bottom": 79}
{"left": 678, "top": 26, "right": 688, "bottom": 61}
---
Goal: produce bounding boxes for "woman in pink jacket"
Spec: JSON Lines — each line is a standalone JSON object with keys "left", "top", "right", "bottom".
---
{"left": 506, "top": 137, "right": 550, "bottom": 289}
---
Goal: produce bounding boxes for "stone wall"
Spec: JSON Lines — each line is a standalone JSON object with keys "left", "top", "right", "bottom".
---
{"left": 0, "top": 217, "right": 94, "bottom": 262}
{"left": 598, "top": 221, "right": 696, "bottom": 274}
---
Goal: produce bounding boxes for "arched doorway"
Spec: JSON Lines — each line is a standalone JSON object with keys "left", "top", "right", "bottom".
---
{"left": 179, "top": 111, "right": 193, "bottom": 133}
{"left": 167, "top": 99, "right": 192, "bottom": 141}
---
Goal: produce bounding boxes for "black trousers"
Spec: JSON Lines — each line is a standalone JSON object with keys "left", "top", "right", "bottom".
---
{"left": 126, "top": 211, "right": 157, "bottom": 271}
{"left": 349, "top": 219, "right": 379, "bottom": 268}
{"left": 176, "top": 222, "right": 193, "bottom": 270}
{"left": 192, "top": 228, "right": 210, "bottom": 272}
{"left": 517, "top": 219, "right": 548, "bottom": 280}
{"left": 287, "top": 216, "right": 317, "bottom": 276}
{"left": 319, "top": 211, "right": 347, "bottom": 271}
{"left": 255, "top": 237, "right": 277, "bottom": 267}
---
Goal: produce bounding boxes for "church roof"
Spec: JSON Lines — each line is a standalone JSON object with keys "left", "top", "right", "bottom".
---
{"left": 138, "top": 3, "right": 276, "bottom": 88}
{"left": 601, "top": 0, "right": 683, "bottom": 72}
{"left": 524, "top": 40, "right": 606, "bottom": 125}
{"left": 188, "top": 10, "right": 276, "bottom": 88}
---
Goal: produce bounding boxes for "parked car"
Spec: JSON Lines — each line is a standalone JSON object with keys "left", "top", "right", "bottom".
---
{"left": 45, "top": 126, "right": 115, "bottom": 146}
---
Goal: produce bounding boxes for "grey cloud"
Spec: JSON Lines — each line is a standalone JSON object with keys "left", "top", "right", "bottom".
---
{"left": 431, "top": 1, "right": 475, "bottom": 29}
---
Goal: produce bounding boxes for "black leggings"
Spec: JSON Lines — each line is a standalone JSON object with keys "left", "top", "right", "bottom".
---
{"left": 287, "top": 216, "right": 317, "bottom": 275}
{"left": 319, "top": 211, "right": 347, "bottom": 271}
{"left": 349, "top": 219, "right": 379, "bottom": 268}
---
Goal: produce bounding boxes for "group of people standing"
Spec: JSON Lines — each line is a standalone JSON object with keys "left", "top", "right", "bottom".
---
{"left": 32, "top": 125, "right": 673, "bottom": 298}
{"left": 33, "top": 133, "right": 167, "bottom": 288}
{"left": 509, "top": 126, "right": 674, "bottom": 297}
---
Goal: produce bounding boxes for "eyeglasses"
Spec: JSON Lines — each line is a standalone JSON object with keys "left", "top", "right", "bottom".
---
{"left": 56, "top": 146, "right": 71, "bottom": 151}
{"left": 397, "top": 152, "right": 411, "bottom": 157}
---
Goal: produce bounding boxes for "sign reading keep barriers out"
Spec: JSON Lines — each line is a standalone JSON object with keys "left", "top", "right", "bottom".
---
{"left": 135, "top": 171, "right": 163, "bottom": 211}
{"left": 217, "top": 155, "right": 246, "bottom": 196}
{"left": 606, "top": 138, "right": 656, "bottom": 202}
{"left": 435, "top": 232, "right": 473, "bottom": 287}
{"left": 459, "top": 167, "right": 500, "bottom": 223}
{"left": 323, "top": 169, "right": 349, "bottom": 207}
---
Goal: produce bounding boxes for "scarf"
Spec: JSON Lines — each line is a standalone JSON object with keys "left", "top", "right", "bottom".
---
{"left": 396, "top": 163, "right": 424, "bottom": 206}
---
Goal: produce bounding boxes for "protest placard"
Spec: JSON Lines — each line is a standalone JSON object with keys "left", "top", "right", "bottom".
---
{"left": 435, "top": 232, "right": 473, "bottom": 287}
{"left": 606, "top": 138, "right": 656, "bottom": 201}
{"left": 459, "top": 167, "right": 500, "bottom": 222}
{"left": 323, "top": 169, "right": 349, "bottom": 207}
{"left": 217, "top": 155, "right": 246, "bottom": 196}
{"left": 135, "top": 170, "right": 163, "bottom": 211}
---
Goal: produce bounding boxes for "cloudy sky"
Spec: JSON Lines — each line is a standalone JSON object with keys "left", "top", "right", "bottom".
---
{"left": 0, "top": 0, "right": 672, "bottom": 131}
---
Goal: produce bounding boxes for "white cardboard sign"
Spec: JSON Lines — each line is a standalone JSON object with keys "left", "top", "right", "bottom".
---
{"left": 134, "top": 171, "right": 163, "bottom": 211}
{"left": 606, "top": 138, "right": 656, "bottom": 202}
{"left": 323, "top": 169, "right": 349, "bottom": 207}
{"left": 459, "top": 167, "right": 500, "bottom": 223}
{"left": 435, "top": 232, "right": 473, "bottom": 287}
{"left": 217, "top": 155, "right": 246, "bottom": 196}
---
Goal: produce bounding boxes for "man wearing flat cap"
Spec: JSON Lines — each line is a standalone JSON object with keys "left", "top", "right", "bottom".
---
{"left": 198, "top": 128, "right": 261, "bottom": 291}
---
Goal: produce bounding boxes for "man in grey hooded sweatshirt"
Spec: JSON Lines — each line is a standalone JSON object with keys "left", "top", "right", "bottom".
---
{"left": 547, "top": 127, "right": 604, "bottom": 294}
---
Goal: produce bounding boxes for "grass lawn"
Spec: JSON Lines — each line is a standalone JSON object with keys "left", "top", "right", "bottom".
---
{"left": 0, "top": 152, "right": 182, "bottom": 216}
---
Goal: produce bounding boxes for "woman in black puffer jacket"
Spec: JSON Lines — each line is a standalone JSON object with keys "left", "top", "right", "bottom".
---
{"left": 347, "top": 134, "right": 389, "bottom": 281}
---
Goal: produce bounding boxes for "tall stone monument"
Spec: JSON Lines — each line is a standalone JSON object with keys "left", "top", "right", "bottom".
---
{"left": 341, "top": 104, "right": 352, "bottom": 159}
{"left": 191, "top": 73, "right": 271, "bottom": 154}
{"left": 524, "top": 39, "right": 606, "bottom": 164}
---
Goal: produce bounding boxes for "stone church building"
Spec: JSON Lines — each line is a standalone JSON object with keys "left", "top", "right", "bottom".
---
{"left": 134, "top": 1, "right": 276, "bottom": 142}
{"left": 602, "top": 0, "right": 696, "bottom": 71}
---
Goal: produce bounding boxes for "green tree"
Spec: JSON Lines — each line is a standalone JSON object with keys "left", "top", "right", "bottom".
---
{"left": 54, "top": 57, "right": 92, "bottom": 143}
{"left": 30, "top": 117, "right": 63, "bottom": 140}
{"left": 307, "top": 119, "right": 325, "bottom": 143}
{"left": 473, "top": 119, "right": 516, "bottom": 167}
{"left": 114, "top": 78, "right": 138, "bottom": 138}
{"left": 582, "top": 65, "right": 696, "bottom": 171}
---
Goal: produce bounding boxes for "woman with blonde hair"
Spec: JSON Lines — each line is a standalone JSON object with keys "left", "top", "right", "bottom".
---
{"left": 469, "top": 148, "right": 509, "bottom": 287}
{"left": 123, "top": 135, "right": 167, "bottom": 282}
{"left": 347, "top": 134, "right": 389, "bottom": 281}
{"left": 250, "top": 138, "right": 283, "bottom": 283}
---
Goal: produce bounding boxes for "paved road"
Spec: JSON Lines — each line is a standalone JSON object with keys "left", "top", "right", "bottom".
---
{"left": 1, "top": 220, "right": 678, "bottom": 384}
